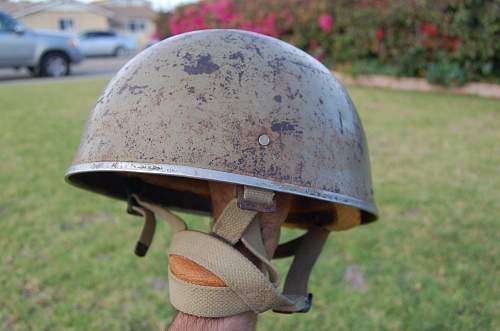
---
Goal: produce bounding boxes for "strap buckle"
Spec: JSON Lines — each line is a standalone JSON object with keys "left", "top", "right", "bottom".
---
{"left": 126, "top": 192, "right": 142, "bottom": 216}
{"left": 273, "top": 293, "right": 313, "bottom": 314}
{"left": 299, "top": 293, "right": 313, "bottom": 313}
{"left": 237, "top": 185, "right": 277, "bottom": 213}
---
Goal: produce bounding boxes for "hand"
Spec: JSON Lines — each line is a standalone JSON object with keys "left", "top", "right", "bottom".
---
{"left": 167, "top": 182, "right": 291, "bottom": 331}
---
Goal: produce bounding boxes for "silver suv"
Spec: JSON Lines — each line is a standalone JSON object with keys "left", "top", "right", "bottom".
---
{"left": 0, "top": 11, "right": 84, "bottom": 77}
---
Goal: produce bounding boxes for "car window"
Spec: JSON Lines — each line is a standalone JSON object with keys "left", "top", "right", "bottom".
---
{"left": 80, "top": 31, "right": 117, "bottom": 38}
{"left": 0, "top": 13, "right": 18, "bottom": 32}
{"left": 99, "top": 32, "right": 116, "bottom": 37}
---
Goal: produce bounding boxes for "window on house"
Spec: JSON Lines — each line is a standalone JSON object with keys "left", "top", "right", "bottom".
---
{"left": 128, "top": 19, "right": 147, "bottom": 32}
{"left": 128, "top": 21, "right": 137, "bottom": 32}
{"left": 59, "top": 18, "right": 74, "bottom": 31}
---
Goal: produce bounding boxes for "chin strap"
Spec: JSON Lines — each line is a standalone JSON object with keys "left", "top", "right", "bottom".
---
{"left": 128, "top": 186, "right": 329, "bottom": 317}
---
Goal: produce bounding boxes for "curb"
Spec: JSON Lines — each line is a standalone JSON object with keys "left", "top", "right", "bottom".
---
{"left": 333, "top": 71, "right": 500, "bottom": 99}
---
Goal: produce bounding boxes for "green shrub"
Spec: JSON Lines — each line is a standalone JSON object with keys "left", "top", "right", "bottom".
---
{"left": 426, "top": 61, "right": 468, "bottom": 87}
{"left": 157, "top": 0, "right": 500, "bottom": 86}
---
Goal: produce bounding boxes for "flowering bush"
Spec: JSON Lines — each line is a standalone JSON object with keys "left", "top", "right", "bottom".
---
{"left": 157, "top": 0, "right": 500, "bottom": 86}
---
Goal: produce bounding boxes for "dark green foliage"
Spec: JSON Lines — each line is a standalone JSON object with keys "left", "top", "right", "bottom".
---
{"left": 426, "top": 61, "right": 468, "bottom": 87}
{"left": 161, "top": 0, "right": 500, "bottom": 86}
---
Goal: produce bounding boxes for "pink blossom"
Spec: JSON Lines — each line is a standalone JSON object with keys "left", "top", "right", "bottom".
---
{"left": 184, "top": 5, "right": 197, "bottom": 16}
{"left": 191, "top": 15, "right": 207, "bottom": 30}
{"left": 314, "top": 53, "right": 324, "bottom": 61}
{"left": 262, "top": 13, "right": 279, "bottom": 37}
{"left": 249, "top": 26, "right": 265, "bottom": 35}
{"left": 239, "top": 20, "right": 254, "bottom": 31}
{"left": 285, "top": 12, "right": 295, "bottom": 26}
{"left": 375, "top": 28, "right": 385, "bottom": 41}
{"left": 318, "top": 14, "right": 333, "bottom": 33}
{"left": 265, "top": 13, "right": 277, "bottom": 27}
{"left": 151, "top": 29, "right": 162, "bottom": 40}
{"left": 199, "top": 2, "right": 211, "bottom": 16}
{"left": 421, "top": 22, "right": 439, "bottom": 37}
{"left": 169, "top": 16, "right": 182, "bottom": 35}
{"left": 212, "top": 0, "right": 235, "bottom": 22}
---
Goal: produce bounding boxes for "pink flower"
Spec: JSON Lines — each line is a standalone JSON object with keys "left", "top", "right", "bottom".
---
{"left": 199, "top": 2, "right": 211, "bottom": 16}
{"left": 318, "top": 14, "right": 333, "bottom": 33}
{"left": 421, "top": 22, "right": 439, "bottom": 37}
{"left": 151, "top": 29, "right": 162, "bottom": 40}
{"left": 442, "top": 35, "right": 461, "bottom": 50}
{"left": 375, "top": 28, "right": 385, "bottom": 41}
{"left": 212, "top": 0, "right": 235, "bottom": 22}
{"left": 248, "top": 26, "right": 265, "bottom": 35}
{"left": 169, "top": 16, "right": 182, "bottom": 35}
{"left": 239, "top": 20, "right": 254, "bottom": 31}
{"left": 265, "top": 13, "right": 277, "bottom": 28}
{"left": 285, "top": 11, "right": 295, "bottom": 26}
{"left": 191, "top": 15, "right": 207, "bottom": 30}
{"left": 262, "top": 13, "right": 279, "bottom": 37}
{"left": 184, "top": 5, "right": 197, "bottom": 17}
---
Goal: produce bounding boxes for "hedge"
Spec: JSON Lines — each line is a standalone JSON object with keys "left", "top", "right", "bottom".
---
{"left": 157, "top": 0, "right": 500, "bottom": 86}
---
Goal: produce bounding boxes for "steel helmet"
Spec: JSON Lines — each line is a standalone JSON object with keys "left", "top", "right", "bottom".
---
{"left": 66, "top": 29, "right": 379, "bottom": 317}
{"left": 66, "top": 29, "right": 378, "bottom": 231}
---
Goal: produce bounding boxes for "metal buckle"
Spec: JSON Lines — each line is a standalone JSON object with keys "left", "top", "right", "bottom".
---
{"left": 298, "top": 293, "right": 313, "bottom": 313}
{"left": 273, "top": 293, "right": 313, "bottom": 314}
{"left": 126, "top": 192, "right": 142, "bottom": 216}
{"left": 237, "top": 185, "right": 277, "bottom": 213}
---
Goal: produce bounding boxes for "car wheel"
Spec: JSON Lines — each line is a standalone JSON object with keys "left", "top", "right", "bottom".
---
{"left": 114, "top": 46, "right": 126, "bottom": 57}
{"left": 40, "top": 53, "right": 70, "bottom": 77}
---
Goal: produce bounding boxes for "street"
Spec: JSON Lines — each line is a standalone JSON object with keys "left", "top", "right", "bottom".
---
{"left": 0, "top": 55, "right": 133, "bottom": 85}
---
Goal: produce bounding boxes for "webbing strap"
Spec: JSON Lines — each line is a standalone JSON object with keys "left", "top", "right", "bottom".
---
{"left": 130, "top": 194, "right": 186, "bottom": 256}
{"left": 211, "top": 199, "right": 258, "bottom": 244}
{"left": 169, "top": 231, "right": 293, "bottom": 316}
{"left": 131, "top": 186, "right": 330, "bottom": 317}
{"left": 273, "top": 227, "right": 329, "bottom": 313}
{"left": 241, "top": 218, "right": 280, "bottom": 286}
{"left": 129, "top": 205, "right": 156, "bottom": 257}
{"left": 274, "top": 234, "right": 306, "bottom": 258}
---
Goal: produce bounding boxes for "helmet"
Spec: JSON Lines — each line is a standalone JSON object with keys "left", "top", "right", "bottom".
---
{"left": 66, "top": 29, "right": 379, "bottom": 317}
{"left": 66, "top": 29, "right": 378, "bottom": 232}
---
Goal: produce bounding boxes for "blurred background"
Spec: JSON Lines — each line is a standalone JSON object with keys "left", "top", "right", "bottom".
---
{"left": 0, "top": 0, "right": 499, "bottom": 330}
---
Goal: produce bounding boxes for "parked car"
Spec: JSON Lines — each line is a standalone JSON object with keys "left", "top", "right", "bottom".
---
{"left": 0, "top": 11, "right": 84, "bottom": 77}
{"left": 77, "top": 31, "right": 137, "bottom": 57}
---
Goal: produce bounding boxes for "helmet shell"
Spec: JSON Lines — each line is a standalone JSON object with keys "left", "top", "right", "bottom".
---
{"left": 66, "top": 29, "right": 378, "bottom": 224}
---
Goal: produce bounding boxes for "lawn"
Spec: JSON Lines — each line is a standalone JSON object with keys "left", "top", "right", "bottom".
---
{"left": 0, "top": 79, "right": 499, "bottom": 331}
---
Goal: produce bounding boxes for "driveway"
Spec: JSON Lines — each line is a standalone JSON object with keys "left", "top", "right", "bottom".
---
{"left": 0, "top": 55, "right": 133, "bottom": 84}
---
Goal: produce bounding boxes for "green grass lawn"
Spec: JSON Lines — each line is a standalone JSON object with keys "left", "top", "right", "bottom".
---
{"left": 0, "top": 79, "right": 499, "bottom": 331}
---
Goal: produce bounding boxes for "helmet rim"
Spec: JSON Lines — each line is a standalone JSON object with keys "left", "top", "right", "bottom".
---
{"left": 66, "top": 161, "right": 378, "bottom": 222}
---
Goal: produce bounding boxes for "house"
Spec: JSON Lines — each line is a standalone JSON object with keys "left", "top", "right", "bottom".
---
{"left": 0, "top": 0, "right": 157, "bottom": 48}
{"left": 95, "top": 0, "right": 157, "bottom": 48}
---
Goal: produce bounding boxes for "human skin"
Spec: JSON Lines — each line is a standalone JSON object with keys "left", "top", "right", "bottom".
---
{"left": 167, "top": 181, "right": 292, "bottom": 331}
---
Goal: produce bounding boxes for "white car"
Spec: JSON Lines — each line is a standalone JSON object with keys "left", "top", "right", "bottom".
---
{"left": 78, "top": 30, "right": 137, "bottom": 57}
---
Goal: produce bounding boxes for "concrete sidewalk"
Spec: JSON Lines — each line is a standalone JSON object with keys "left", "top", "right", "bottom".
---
{"left": 335, "top": 72, "right": 500, "bottom": 99}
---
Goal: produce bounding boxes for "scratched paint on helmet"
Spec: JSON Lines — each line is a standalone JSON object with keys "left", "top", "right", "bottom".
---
{"left": 67, "top": 29, "right": 378, "bottom": 221}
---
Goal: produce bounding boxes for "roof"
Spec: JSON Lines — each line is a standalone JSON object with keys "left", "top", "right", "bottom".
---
{"left": 0, "top": 0, "right": 155, "bottom": 20}
{"left": 99, "top": 3, "right": 157, "bottom": 20}
{"left": 0, "top": 1, "right": 33, "bottom": 15}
